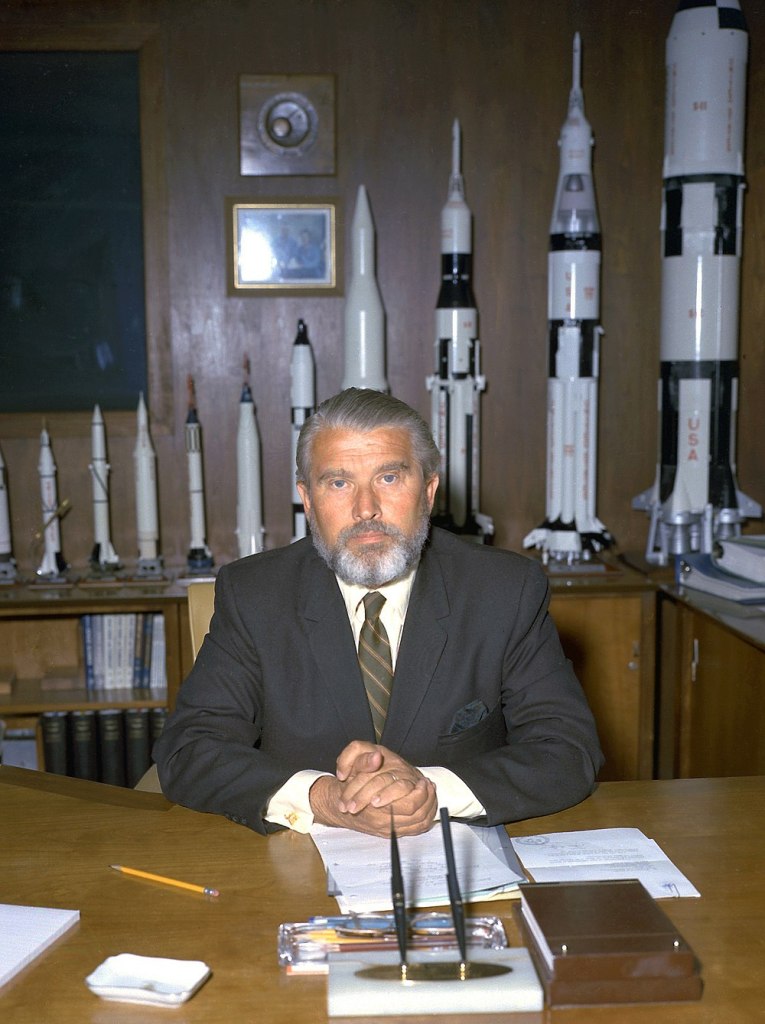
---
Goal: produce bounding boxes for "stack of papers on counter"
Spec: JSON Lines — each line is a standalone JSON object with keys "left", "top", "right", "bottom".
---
{"left": 311, "top": 822, "right": 525, "bottom": 913}
{"left": 510, "top": 827, "right": 700, "bottom": 898}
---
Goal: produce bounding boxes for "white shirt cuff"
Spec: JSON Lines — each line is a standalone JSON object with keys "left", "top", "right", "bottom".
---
{"left": 265, "top": 769, "right": 330, "bottom": 833}
{"left": 421, "top": 767, "right": 486, "bottom": 819}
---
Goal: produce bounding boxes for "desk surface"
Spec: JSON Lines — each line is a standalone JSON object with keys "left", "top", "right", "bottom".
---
{"left": 1, "top": 767, "right": 763, "bottom": 1023}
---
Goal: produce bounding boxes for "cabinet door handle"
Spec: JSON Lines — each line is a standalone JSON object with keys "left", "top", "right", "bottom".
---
{"left": 627, "top": 641, "right": 640, "bottom": 672}
{"left": 691, "top": 638, "right": 699, "bottom": 683}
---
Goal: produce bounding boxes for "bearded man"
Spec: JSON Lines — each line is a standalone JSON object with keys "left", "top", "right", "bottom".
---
{"left": 155, "top": 388, "right": 603, "bottom": 836}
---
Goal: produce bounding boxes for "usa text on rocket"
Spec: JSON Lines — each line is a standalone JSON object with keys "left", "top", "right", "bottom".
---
{"left": 633, "top": 0, "right": 761, "bottom": 563}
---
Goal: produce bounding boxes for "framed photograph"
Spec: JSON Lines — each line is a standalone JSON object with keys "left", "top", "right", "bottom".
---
{"left": 227, "top": 199, "right": 340, "bottom": 295}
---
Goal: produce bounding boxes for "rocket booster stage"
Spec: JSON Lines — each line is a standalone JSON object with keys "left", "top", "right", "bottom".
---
{"left": 36, "top": 426, "right": 67, "bottom": 578}
{"left": 185, "top": 376, "right": 213, "bottom": 571}
{"left": 89, "top": 404, "right": 120, "bottom": 571}
{"left": 134, "top": 393, "right": 162, "bottom": 572}
{"left": 343, "top": 185, "right": 388, "bottom": 393}
{"left": 290, "top": 319, "right": 315, "bottom": 543}
{"left": 634, "top": 0, "right": 760, "bottom": 561}
{"left": 236, "top": 356, "right": 264, "bottom": 559}
{"left": 427, "top": 120, "right": 492, "bottom": 540}
{"left": 525, "top": 33, "right": 610, "bottom": 563}
{"left": 0, "top": 444, "right": 17, "bottom": 581}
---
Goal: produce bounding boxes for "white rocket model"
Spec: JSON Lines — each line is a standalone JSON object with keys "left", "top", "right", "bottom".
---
{"left": 36, "top": 426, "right": 68, "bottom": 578}
{"left": 0, "top": 444, "right": 17, "bottom": 581}
{"left": 184, "top": 376, "right": 213, "bottom": 571}
{"left": 524, "top": 33, "right": 610, "bottom": 564}
{"left": 89, "top": 404, "right": 120, "bottom": 571}
{"left": 633, "top": 0, "right": 760, "bottom": 562}
{"left": 427, "top": 120, "right": 493, "bottom": 542}
{"left": 290, "top": 319, "right": 315, "bottom": 542}
{"left": 236, "top": 356, "right": 265, "bottom": 558}
{"left": 342, "top": 185, "right": 388, "bottom": 393}
{"left": 133, "top": 392, "right": 162, "bottom": 574}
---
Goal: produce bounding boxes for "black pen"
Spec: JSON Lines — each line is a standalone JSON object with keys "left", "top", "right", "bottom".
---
{"left": 440, "top": 807, "right": 468, "bottom": 970}
{"left": 390, "top": 812, "right": 408, "bottom": 978}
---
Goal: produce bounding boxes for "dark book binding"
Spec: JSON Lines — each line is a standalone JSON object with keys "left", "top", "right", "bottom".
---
{"left": 150, "top": 706, "right": 168, "bottom": 746}
{"left": 124, "top": 707, "right": 152, "bottom": 787}
{"left": 70, "top": 710, "right": 99, "bottom": 781}
{"left": 97, "top": 708, "right": 126, "bottom": 786}
{"left": 40, "top": 711, "right": 69, "bottom": 775}
{"left": 516, "top": 879, "right": 702, "bottom": 1006}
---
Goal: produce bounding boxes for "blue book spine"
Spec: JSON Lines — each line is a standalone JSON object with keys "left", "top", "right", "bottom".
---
{"left": 81, "top": 615, "right": 95, "bottom": 691}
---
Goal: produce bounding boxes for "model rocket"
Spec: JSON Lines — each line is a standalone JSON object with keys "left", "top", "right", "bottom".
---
{"left": 342, "top": 185, "right": 388, "bottom": 392}
{"left": 89, "top": 404, "right": 120, "bottom": 572}
{"left": 184, "top": 376, "right": 213, "bottom": 571}
{"left": 236, "top": 356, "right": 265, "bottom": 558}
{"left": 633, "top": 0, "right": 760, "bottom": 562}
{"left": 36, "top": 426, "right": 68, "bottom": 578}
{"left": 524, "top": 34, "right": 610, "bottom": 564}
{"left": 290, "top": 319, "right": 315, "bottom": 542}
{"left": 0, "top": 444, "right": 17, "bottom": 582}
{"left": 427, "top": 119, "right": 492, "bottom": 541}
{"left": 133, "top": 392, "right": 162, "bottom": 574}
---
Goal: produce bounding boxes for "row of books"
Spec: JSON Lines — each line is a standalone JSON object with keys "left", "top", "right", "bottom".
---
{"left": 680, "top": 535, "right": 765, "bottom": 603}
{"left": 40, "top": 706, "right": 167, "bottom": 788}
{"left": 81, "top": 613, "right": 166, "bottom": 691}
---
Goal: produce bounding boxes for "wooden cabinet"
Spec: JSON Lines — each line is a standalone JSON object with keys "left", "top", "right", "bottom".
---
{"left": 0, "top": 580, "right": 194, "bottom": 771}
{"left": 546, "top": 562, "right": 656, "bottom": 782}
{"left": 657, "top": 590, "right": 765, "bottom": 779}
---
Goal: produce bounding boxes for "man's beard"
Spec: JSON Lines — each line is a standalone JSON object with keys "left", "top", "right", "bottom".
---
{"left": 309, "top": 508, "right": 430, "bottom": 587}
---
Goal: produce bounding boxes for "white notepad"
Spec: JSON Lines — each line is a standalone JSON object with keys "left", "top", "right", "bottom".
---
{"left": 0, "top": 904, "right": 80, "bottom": 988}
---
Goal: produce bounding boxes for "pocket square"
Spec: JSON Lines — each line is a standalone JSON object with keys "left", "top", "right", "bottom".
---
{"left": 449, "top": 699, "right": 490, "bottom": 734}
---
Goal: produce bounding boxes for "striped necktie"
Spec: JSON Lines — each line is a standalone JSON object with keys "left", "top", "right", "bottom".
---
{"left": 358, "top": 591, "right": 394, "bottom": 742}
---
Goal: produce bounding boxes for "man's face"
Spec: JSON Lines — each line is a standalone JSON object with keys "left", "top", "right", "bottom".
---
{"left": 297, "top": 426, "right": 439, "bottom": 587}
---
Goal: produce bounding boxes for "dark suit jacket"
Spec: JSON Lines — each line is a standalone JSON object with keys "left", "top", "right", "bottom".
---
{"left": 154, "top": 528, "right": 603, "bottom": 833}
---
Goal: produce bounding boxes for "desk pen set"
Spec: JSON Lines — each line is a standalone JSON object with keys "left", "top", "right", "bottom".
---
{"left": 311, "top": 809, "right": 544, "bottom": 1015}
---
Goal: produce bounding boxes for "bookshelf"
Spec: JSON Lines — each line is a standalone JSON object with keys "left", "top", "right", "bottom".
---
{"left": 0, "top": 578, "right": 195, "bottom": 779}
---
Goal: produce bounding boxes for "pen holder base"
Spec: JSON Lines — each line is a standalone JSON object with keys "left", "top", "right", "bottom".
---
{"left": 328, "top": 948, "right": 543, "bottom": 1016}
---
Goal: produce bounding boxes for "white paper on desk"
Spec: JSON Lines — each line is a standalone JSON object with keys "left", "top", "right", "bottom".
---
{"left": 0, "top": 904, "right": 80, "bottom": 988}
{"left": 510, "top": 827, "right": 700, "bottom": 899}
{"left": 311, "top": 822, "right": 524, "bottom": 913}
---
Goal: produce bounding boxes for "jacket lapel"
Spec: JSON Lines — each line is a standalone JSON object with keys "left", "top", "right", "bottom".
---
{"left": 300, "top": 555, "right": 376, "bottom": 742}
{"left": 381, "top": 544, "right": 449, "bottom": 749}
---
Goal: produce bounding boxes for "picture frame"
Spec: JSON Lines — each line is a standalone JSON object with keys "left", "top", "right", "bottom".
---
{"left": 227, "top": 199, "right": 340, "bottom": 295}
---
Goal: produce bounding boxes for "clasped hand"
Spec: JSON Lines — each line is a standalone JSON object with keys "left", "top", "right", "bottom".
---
{"left": 309, "top": 741, "right": 437, "bottom": 837}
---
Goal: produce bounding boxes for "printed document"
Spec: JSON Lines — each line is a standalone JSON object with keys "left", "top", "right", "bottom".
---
{"left": 311, "top": 822, "right": 524, "bottom": 913}
{"left": 510, "top": 827, "right": 700, "bottom": 898}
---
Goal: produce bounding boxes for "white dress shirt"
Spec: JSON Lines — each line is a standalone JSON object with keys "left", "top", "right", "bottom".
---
{"left": 265, "top": 567, "right": 486, "bottom": 832}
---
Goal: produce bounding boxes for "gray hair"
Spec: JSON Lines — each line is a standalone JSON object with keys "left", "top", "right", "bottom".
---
{"left": 296, "top": 388, "right": 440, "bottom": 488}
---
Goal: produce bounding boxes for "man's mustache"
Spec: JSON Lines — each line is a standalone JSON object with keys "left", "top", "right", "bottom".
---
{"left": 339, "top": 521, "right": 401, "bottom": 542}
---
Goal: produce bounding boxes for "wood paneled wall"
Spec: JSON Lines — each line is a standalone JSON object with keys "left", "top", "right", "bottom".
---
{"left": 1, "top": 0, "right": 764, "bottom": 572}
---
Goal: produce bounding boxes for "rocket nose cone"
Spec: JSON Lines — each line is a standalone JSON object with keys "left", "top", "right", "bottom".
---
{"left": 353, "top": 184, "right": 373, "bottom": 226}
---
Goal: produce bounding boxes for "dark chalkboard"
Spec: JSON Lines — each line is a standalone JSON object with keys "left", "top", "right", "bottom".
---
{"left": 0, "top": 51, "right": 147, "bottom": 413}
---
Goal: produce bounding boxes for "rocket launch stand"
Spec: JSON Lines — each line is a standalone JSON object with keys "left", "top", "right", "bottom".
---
{"left": 135, "top": 556, "right": 165, "bottom": 580}
{"left": 0, "top": 558, "right": 18, "bottom": 584}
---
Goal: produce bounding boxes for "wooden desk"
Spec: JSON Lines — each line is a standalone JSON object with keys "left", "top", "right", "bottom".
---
{"left": 2, "top": 767, "right": 763, "bottom": 1023}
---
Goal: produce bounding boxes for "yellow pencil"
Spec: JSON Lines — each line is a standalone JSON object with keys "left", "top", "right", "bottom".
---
{"left": 110, "top": 864, "right": 220, "bottom": 897}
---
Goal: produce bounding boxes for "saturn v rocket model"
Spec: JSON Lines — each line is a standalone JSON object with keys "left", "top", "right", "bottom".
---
{"left": 524, "top": 34, "right": 610, "bottom": 563}
{"left": 633, "top": 0, "right": 760, "bottom": 562}
{"left": 427, "top": 120, "right": 493, "bottom": 541}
